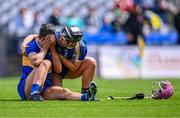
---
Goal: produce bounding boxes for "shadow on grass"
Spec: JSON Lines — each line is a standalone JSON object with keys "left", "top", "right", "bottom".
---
{"left": 0, "top": 99, "right": 22, "bottom": 102}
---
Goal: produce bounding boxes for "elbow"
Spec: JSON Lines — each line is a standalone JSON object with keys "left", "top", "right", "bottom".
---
{"left": 54, "top": 67, "right": 62, "bottom": 73}
{"left": 32, "top": 60, "right": 41, "bottom": 67}
{"left": 53, "top": 63, "right": 62, "bottom": 73}
{"left": 33, "top": 62, "right": 40, "bottom": 67}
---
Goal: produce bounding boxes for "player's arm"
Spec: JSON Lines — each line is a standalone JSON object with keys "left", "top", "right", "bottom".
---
{"left": 28, "top": 35, "right": 54, "bottom": 67}
{"left": 59, "top": 55, "right": 81, "bottom": 72}
{"left": 50, "top": 41, "right": 62, "bottom": 73}
{"left": 59, "top": 43, "right": 87, "bottom": 71}
{"left": 28, "top": 48, "right": 49, "bottom": 67}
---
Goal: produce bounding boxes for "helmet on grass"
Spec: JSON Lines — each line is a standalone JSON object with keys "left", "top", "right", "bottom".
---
{"left": 152, "top": 80, "right": 174, "bottom": 99}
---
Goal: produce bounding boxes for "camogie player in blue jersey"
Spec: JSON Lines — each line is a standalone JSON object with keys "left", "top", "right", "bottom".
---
{"left": 17, "top": 24, "right": 97, "bottom": 101}
{"left": 54, "top": 26, "right": 97, "bottom": 94}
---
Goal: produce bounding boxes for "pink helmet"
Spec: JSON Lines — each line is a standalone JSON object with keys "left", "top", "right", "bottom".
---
{"left": 152, "top": 80, "right": 174, "bottom": 99}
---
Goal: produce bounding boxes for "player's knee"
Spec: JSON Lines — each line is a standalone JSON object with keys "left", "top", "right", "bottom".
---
{"left": 86, "top": 57, "right": 97, "bottom": 69}
{"left": 41, "top": 60, "right": 52, "bottom": 70}
{"left": 62, "top": 88, "right": 72, "bottom": 99}
{"left": 63, "top": 88, "right": 71, "bottom": 94}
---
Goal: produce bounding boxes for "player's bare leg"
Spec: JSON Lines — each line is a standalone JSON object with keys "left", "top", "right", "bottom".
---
{"left": 24, "top": 60, "right": 51, "bottom": 100}
{"left": 43, "top": 86, "right": 82, "bottom": 100}
{"left": 65, "top": 57, "right": 97, "bottom": 93}
{"left": 43, "top": 82, "right": 97, "bottom": 101}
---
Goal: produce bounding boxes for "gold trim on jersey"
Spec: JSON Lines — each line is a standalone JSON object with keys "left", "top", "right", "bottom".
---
{"left": 21, "top": 34, "right": 38, "bottom": 68}
{"left": 22, "top": 55, "right": 34, "bottom": 68}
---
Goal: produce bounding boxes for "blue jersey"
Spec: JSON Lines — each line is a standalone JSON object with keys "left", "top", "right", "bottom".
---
{"left": 21, "top": 38, "right": 51, "bottom": 79}
{"left": 18, "top": 38, "right": 52, "bottom": 100}
{"left": 55, "top": 31, "right": 87, "bottom": 61}
{"left": 55, "top": 31, "right": 88, "bottom": 78}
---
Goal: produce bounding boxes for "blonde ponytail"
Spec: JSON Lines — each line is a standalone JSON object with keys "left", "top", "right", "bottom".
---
{"left": 74, "top": 42, "right": 80, "bottom": 60}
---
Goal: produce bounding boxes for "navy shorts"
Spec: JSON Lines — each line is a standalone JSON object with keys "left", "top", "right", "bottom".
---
{"left": 60, "top": 65, "right": 69, "bottom": 79}
{"left": 17, "top": 73, "right": 53, "bottom": 100}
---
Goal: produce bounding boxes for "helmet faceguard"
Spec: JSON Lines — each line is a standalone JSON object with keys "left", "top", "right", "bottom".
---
{"left": 152, "top": 80, "right": 174, "bottom": 99}
{"left": 61, "top": 26, "right": 83, "bottom": 43}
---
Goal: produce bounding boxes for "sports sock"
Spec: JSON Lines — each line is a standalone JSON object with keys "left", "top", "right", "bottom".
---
{"left": 81, "top": 94, "right": 88, "bottom": 101}
{"left": 81, "top": 88, "right": 89, "bottom": 94}
{"left": 30, "top": 84, "right": 40, "bottom": 95}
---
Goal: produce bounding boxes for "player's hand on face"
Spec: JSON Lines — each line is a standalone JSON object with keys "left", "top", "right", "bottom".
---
{"left": 48, "top": 35, "right": 55, "bottom": 45}
{"left": 50, "top": 36, "right": 56, "bottom": 49}
{"left": 43, "top": 35, "right": 54, "bottom": 49}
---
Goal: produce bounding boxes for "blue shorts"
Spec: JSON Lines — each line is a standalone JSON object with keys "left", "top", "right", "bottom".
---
{"left": 60, "top": 64, "right": 69, "bottom": 79}
{"left": 17, "top": 73, "right": 53, "bottom": 100}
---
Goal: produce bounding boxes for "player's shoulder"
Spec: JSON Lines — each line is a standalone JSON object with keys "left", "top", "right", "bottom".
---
{"left": 79, "top": 39, "right": 87, "bottom": 47}
{"left": 25, "top": 34, "right": 38, "bottom": 44}
{"left": 21, "top": 34, "right": 38, "bottom": 54}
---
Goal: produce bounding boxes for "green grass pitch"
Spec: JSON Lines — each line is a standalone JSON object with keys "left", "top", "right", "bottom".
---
{"left": 0, "top": 77, "right": 180, "bottom": 117}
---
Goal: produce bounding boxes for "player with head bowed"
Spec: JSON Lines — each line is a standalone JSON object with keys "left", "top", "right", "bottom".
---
{"left": 54, "top": 26, "right": 97, "bottom": 95}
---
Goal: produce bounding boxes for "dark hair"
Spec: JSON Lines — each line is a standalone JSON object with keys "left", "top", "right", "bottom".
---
{"left": 39, "top": 24, "right": 55, "bottom": 38}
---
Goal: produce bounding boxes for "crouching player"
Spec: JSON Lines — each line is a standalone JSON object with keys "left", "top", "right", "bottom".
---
{"left": 17, "top": 24, "right": 97, "bottom": 101}
{"left": 55, "top": 26, "right": 97, "bottom": 95}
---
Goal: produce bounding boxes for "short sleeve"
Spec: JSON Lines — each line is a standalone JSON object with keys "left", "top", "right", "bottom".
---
{"left": 78, "top": 40, "right": 87, "bottom": 61}
{"left": 26, "top": 40, "right": 40, "bottom": 55}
